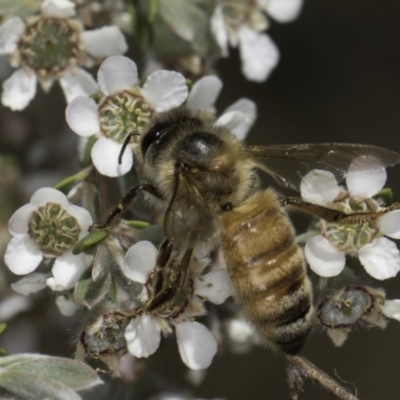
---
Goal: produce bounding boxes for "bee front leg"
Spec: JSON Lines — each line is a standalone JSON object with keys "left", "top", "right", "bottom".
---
{"left": 93, "top": 183, "right": 163, "bottom": 230}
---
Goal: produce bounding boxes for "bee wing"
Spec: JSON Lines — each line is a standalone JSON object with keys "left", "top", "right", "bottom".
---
{"left": 164, "top": 166, "right": 220, "bottom": 247}
{"left": 247, "top": 143, "right": 400, "bottom": 191}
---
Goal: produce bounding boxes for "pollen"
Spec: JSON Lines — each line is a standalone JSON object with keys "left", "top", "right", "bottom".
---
{"left": 322, "top": 220, "right": 380, "bottom": 252}
{"left": 99, "top": 90, "right": 154, "bottom": 144}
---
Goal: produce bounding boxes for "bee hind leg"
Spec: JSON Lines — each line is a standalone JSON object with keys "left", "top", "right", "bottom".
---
{"left": 279, "top": 196, "right": 396, "bottom": 224}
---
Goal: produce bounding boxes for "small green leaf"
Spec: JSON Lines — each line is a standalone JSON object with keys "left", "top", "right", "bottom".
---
{"left": 0, "top": 354, "right": 39, "bottom": 367}
{"left": 147, "top": 0, "right": 158, "bottom": 22}
{"left": 74, "top": 266, "right": 112, "bottom": 309}
{"left": 157, "top": 0, "right": 219, "bottom": 56}
{"left": 3, "top": 356, "right": 101, "bottom": 391}
{"left": 53, "top": 166, "right": 92, "bottom": 191}
{"left": 0, "top": 323, "right": 7, "bottom": 336}
{"left": 125, "top": 220, "right": 151, "bottom": 229}
{"left": 374, "top": 187, "right": 393, "bottom": 206}
{"left": 72, "top": 230, "right": 111, "bottom": 254}
{"left": 158, "top": 0, "right": 203, "bottom": 42}
{"left": 0, "top": 370, "right": 81, "bottom": 400}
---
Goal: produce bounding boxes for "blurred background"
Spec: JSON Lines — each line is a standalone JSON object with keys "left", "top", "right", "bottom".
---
{"left": 1, "top": 0, "right": 400, "bottom": 399}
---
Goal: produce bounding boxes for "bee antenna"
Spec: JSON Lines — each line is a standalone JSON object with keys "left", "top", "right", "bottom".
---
{"left": 118, "top": 131, "right": 141, "bottom": 164}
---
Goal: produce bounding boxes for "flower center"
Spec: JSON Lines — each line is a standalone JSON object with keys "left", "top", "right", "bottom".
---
{"left": 82, "top": 313, "right": 129, "bottom": 356}
{"left": 18, "top": 17, "right": 81, "bottom": 76}
{"left": 221, "top": 0, "right": 262, "bottom": 30}
{"left": 322, "top": 220, "right": 379, "bottom": 252}
{"left": 99, "top": 90, "right": 154, "bottom": 143}
{"left": 28, "top": 203, "right": 81, "bottom": 256}
{"left": 318, "top": 286, "right": 373, "bottom": 328}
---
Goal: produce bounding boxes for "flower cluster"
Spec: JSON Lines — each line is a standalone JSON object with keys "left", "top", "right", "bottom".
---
{"left": 66, "top": 56, "right": 256, "bottom": 177}
{"left": 2, "top": 3, "right": 400, "bottom": 397}
{"left": 300, "top": 157, "right": 400, "bottom": 280}
{"left": 211, "top": 0, "right": 303, "bottom": 81}
{"left": 5, "top": 187, "right": 91, "bottom": 290}
{"left": 0, "top": 0, "right": 127, "bottom": 110}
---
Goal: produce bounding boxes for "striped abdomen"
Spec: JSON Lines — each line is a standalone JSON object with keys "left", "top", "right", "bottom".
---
{"left": 220, "top": 189, "right": 314, "bottom": 354}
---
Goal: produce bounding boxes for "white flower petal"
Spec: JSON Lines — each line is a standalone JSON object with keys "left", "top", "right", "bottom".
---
{"left": 216, "top": 111, "right": 248, "bottom": 138}
{"left": 382, "top": 299, "right": 400, "bottom": 321}
{"left": 123, "top": 241, "right": 157, "bottom": 283}
{"left": 59, "top": 67, "right": 98, "bottom": 103}
{"left": 226, "top": 318, "right": 255, "bottom": 343}
{"left": 305, "top": 235, "right": 345, "bottom": 277}
{"left": 65, "top": 96, "right": 100, "bottom": 137}
{"left": 81, "top": 26, "right": 127, "bottom": 58}
{"left": 238, "top": 28, "right": 279, "bottom": 82}
{"left": 359, "top": 237, "right": 400, "bottom": 280}
{"left": 55, "top": 295, "right": 81, "bottom": 317}
{"left": 346, "top": 157, "right": 386, "bottom": 199}
{"left": 377, "top": 210, "right": 400, "bottom": 239}
{"left": 300, "top": 170, "right": 341, "bottom": 204}
{"left": 97, "top": 56, "right": 138, "bottom": 96}
{"left": 8, "top": 203, "right": 36, "bottom": 236}
{"left": 0, "top": 17, "right": 25, "bottom": 55}
{"left": 142, "top": 70, "right": 188, "bottom": 112}
{"left": 222, "top": 98, "right": 257, "bottom": 140}
{"left": 194, "top": 269, "right": 232, "bottom": 304}
{"left": 46, "top": 277, "right": 66, "bottom": 292}
{"left": 1, "top": 68, "right": 37, "bottom": 111}
{"left": 263, "top": 0, "right": 303, "bottom": 23}
{"left": 210, "top": 5, "right": 229, "bottom": 56}
{"left": 175, "top": 321, "right": 217, "bottom": 370}
{"left": 91, "top": 137, "right": 133, "bottom": 177}
{"left": 186, "top": 75, "right": 222, "bottom": 110}
{"left": 5, "top": 235, "right": 43, "bottom": 275}
{"left": 64, "top": 204, "right": 93, "bottom": 237}
{"left": 125, "top": 315, "right": 161, "bottom": 357}
{"left": 52, "top": 251, "right": 87, "bottom": 289}
{"left": 41, "top": 0, "right": 75, "bottom": 18}
{"left": 30, "top": 187, "right": 69, "bottom": 207}
{"left": 0, "top": 294, "right": 32, "bottom": 321}
{"left": 11, "top": 273, "right": 48, "bottom": 295}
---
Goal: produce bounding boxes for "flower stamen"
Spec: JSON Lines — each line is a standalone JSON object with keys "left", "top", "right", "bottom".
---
{"left": 28, "top": 202, "right": 81, "bottom": 256}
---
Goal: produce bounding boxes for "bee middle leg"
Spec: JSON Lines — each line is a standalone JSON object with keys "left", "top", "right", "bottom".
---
{"left": 279, "top": 196, "right": 399, "bottom": 224}
{"left": 94, "top": 183, "right": 163, "bottom": 230}
{"left": 145, "top": 243, "right": 194, "bottom": 314}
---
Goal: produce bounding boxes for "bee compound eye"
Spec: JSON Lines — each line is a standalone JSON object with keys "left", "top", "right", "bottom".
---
{"left": 141, "top": 122, "right": 171, "bottom": 157}
{"left": 222, "top": 203, "right": 233, "bottom": 212}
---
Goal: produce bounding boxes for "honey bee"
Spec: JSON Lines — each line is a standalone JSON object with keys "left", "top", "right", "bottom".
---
{"left": 99, "top": 107, "right": 400, "bottom": 355}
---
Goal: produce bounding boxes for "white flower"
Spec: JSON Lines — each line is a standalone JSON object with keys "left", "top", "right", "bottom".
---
{"left": 257, "top": 0, "right": 303, "bottom": 23}
{"left": 11, "top": 272, "right": 48, "bottom": 295}
{"left": 0, "top": 294, "right": 32, "bottom": 321}
{"left": 5, "top": 187, "right": 92, "bottom": 289}
{"left": 301, "top": 157, "right": 400, "bottom": 280}
{"left": 0, "top": 0, "right": 128, "bottom": 110}
{"left": 210, "top": 0, "right": 302, "bottom": 82}
{"left": 382, "top": 299, "right": 400, "bottom": 321}
{"left": 66, "top": 55, "right": 188, "bottom": 177}
{"left": 186, "top": 75, "right": 257, "bottom": 141}
{"left": 55, "top": 293, "right": 81, "bottom": 316}
{"left": 123, "top": 241, "right": 232, "bottom": 369}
